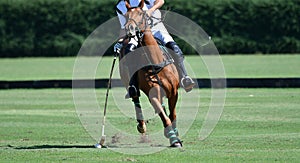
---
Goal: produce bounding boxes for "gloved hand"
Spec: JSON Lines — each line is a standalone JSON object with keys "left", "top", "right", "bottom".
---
{"left": 114, "top": 41, "right": 123, "bottom": 54}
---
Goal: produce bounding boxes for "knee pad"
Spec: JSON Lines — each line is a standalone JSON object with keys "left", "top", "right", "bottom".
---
{"left": 166, "top": 42, "right": 184, "bottom": 63}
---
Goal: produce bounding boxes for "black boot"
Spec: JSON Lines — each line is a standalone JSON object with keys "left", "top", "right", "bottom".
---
{"left": 166, "top": 42, "right": 195, "bottom": 92}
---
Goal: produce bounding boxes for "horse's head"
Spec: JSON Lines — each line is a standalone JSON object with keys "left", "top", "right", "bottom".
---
{"left": 124, "top": 0, "right": 148, "bottom": 38}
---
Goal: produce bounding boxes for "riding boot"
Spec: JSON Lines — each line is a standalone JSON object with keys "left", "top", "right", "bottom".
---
{"left": 166, "top": 42, "right": 195, "bottom": 92}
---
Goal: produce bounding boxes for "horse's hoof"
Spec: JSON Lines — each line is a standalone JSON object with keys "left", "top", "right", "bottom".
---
{"left": 170, "top": 142, "right": 183, "bottom": 148}
{"left": 170, "top": 139, "right": 183, "bottom": 148}
{"left": 137, "top": 123, "right": 146, "bottom": 133}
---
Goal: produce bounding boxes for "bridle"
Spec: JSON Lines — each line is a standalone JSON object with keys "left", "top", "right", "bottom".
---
{"left": 124, "top": 7, "right": 174, "bottom": 82}
{"left": 124, "top": 6, "right": 169, "bottom": 42}
{"left": 125, "top": 7, "right": 151, "bottom": 43}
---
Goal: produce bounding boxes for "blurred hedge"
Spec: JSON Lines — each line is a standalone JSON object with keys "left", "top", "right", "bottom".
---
{"left": 0, "top": 0, "right": 299, "bottom": 57}
{"left": 0, "top": 0, "right": 115, "bottom": 57}
{"left": 167, "top": 0, "right": 300, "bottom": 54}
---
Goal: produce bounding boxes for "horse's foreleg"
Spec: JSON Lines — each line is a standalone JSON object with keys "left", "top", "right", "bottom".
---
{"left": 149, "top": 86, "right": 181, "bottom": 147}
{"left": 165, "top": 93, "right": 182, "bottom": 147}
{"left": 168, "top": 93, "right": 179, "bottom": 136}
{"left": 132, "top": 97, "right": 146, "bottom": 133}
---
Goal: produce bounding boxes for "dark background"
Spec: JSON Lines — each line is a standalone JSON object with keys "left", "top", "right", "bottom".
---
{"left": 0, "top": 0, "right": 299, "bottom": 57}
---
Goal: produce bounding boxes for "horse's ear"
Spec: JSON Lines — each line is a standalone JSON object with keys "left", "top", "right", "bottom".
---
{"left": 138, "top": 0, "right": 144, "bottom": 8}
{"left": 125, "top": 0, "right": 131, "bottom": 9}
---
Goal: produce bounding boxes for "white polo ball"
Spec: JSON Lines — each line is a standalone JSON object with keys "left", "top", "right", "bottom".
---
{"left": 94, "top": 143, "right": 102, "bottom": 148}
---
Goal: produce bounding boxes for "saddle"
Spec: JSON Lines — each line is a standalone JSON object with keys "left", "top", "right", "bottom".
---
{"left": 118, "top": 38, "right": 175, "bottom": 95}
{"left": 141, "top": 38, "right": 174, "bottom": 74}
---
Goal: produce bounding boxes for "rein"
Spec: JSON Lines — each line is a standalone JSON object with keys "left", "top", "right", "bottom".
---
{"left": 148, "top": 9, "right": 169, "bottom": 28}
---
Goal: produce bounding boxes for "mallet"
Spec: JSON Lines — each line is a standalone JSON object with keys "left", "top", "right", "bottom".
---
{"left": 95, "top": 56, "right": 117, "bottom": 148}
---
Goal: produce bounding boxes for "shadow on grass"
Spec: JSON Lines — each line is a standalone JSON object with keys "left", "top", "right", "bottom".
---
{"left": 2, "top": 144, "right": 168, "bottom": 150}
{"left": 4, "top": 144, "right": 96, "bottom": 150}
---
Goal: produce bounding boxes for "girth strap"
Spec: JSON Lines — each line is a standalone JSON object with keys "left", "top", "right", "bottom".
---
{"left": 142, "top": 58, "right": 174, "bottom": 75}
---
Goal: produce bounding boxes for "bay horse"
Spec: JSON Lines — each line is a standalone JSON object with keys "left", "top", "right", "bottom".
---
{"left": 118, "top": 0, "right": 182, "bottom": 147}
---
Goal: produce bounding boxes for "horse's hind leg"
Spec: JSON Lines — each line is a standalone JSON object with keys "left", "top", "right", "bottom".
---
{"left": 149, "top": 86, "right": 182, "bottom": 147}
{"left": 149, "top": 86, "right": 171, "bottom": 127}
{"left": 132, "top": 97, "right": 146, "bottom": 133}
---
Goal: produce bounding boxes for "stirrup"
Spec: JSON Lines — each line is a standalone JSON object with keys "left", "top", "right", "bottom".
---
{"left": 181, "top": 76, "right": 195, "bottom": 92}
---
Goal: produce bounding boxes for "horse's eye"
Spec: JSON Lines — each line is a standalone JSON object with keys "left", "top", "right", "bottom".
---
{"left": 124, "top": 14, "right": 129, "bottom": 20}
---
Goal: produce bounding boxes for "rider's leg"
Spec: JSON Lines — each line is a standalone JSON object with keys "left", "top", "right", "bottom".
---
{"left": 152, "top": 29, "right": 195, "bottom": 92}
{"left": 166, "top": 41, "right": 195, "bottom": 92}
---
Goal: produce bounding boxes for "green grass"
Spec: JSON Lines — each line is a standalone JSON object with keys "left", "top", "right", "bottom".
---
{"left": 0, "top": 55, "right": 299, "bottom": 161}
{"left": 0, "top": 54, "right": 299, "bottom": 80}
{"left": 0, "top": 88, "right": 299, "bottom": 162}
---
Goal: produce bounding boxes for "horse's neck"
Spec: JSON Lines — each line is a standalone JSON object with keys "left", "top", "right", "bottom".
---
{"left": 142, "top": 31, "right": 164, "bottom": 64}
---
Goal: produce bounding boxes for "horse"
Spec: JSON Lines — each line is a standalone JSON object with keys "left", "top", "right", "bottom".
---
{"left": 118, "top": 0, "right": 182, "bottom": 147}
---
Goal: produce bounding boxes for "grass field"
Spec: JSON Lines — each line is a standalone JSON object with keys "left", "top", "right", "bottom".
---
{"left": 0, "top": 88, "right": 299, "bottom": 162}
{"left": 0, "top": 54, "right": 299, "bottom": 80}
{"left": 0, "top": 55, "right": 299, "bottom": 162}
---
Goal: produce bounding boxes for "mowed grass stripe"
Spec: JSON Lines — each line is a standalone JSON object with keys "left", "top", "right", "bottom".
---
{"left": 0, "top": 55, "right": 299, "bottom": 80}
{"left": 0, "top": 88, "right": 299, "bottom": 162}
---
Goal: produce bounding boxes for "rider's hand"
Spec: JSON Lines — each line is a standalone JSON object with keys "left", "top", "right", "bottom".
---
{"left": 114, "top": 41, "right": 123, "bottom": 55}
{"left": 146, "top": 9, "right": 154, "bottom": 17}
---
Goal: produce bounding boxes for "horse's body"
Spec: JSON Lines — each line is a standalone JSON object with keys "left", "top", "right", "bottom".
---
{"left": 119, "top": 0, "right": 182, "bottom": 147}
